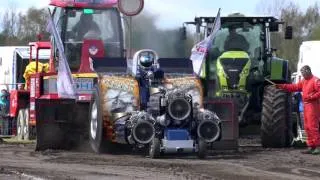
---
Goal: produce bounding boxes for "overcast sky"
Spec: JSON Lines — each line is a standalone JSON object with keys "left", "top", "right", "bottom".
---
{"left": 0, "top": 0, "right": 318, "bottom": 29}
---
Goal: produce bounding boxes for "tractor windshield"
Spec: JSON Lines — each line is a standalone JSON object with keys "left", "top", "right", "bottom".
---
{"left": 210, "top": 22, "right": 263, "bottom": 62}
{"left": 63, "top": 8, "right": 122, "bottom": 71}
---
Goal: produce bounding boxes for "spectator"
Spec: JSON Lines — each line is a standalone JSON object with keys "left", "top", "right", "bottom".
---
{"left": 0, "top": 89, "right": 10, "bottom": 135}
{"left": 275, "top": 65, "right": 320, "bottom": 155}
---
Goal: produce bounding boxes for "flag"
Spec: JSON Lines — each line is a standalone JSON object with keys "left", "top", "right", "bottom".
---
{"left": 47, "top": 14, "right": 76, "bottom": 99}
{"left": 190, "top": 8, "right": 221, "bottom": 76}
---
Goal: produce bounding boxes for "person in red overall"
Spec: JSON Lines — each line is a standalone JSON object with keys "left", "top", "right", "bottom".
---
{"left": 276, "top": 65, "right": 320, "bottom": 155}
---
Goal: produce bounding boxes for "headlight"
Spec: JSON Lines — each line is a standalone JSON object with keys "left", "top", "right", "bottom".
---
{"left": 168, "top": 97, "right": 191, "bottom": 121}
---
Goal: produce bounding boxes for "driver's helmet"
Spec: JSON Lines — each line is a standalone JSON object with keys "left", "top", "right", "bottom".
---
{"left": 138, "top": 51, "right": 155, "bottom": 69}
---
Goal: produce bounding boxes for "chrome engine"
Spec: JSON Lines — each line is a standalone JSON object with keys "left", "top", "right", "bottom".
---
{"left": 114, "top": 111, "right": 155, "bottom": 145}
{"left": 148, "top": 87, "right": 221, "bottom": 154}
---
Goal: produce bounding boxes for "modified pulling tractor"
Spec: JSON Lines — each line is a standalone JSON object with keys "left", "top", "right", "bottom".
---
{"left": 181, "top": 15, "right": 296, "bottom": 148}
{"left": 89, "top": 49, "right": 222, "bottom": 158}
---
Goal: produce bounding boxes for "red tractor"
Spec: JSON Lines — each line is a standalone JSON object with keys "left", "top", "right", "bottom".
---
{"left": 16, "top": 0, "right": 145, "bottom": 150}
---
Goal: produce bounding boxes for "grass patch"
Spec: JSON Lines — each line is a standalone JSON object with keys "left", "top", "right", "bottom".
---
{"left": 1, "top": 136, "right": 35, "bottom": 144}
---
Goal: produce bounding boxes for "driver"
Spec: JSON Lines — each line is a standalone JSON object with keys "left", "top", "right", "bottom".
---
{"left": 136, "top": 52, "right": 164, "bottom": 110}
{"left": 72, "top": 13, "right": 101, "bottom": 41}
{"left": 224, "top": 26, "right": 249, "bottom": 52}
{"left": 67, "top": 13, "right": 101, "bottom": 71}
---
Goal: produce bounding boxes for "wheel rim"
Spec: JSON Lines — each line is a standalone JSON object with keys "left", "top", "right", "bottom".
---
{"left": 150, "top": 139, "right": 155, "bottom": 154}
{"left": 24, "top": 126, "right": 28, "bottom": 137}
{"left": 17, "top": 113, "right": 23, "bottom": 137}
{"left": 17, "top": 123, "right": 21, "bottom": 136}
{"left": 90, "top": 101, "right": 98, "bottom": 140}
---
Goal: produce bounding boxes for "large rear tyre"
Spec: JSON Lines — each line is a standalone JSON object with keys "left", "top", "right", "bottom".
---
{"left": 17, "top": 109, "right": 25, "bottom": 141}
{"left": 149, "top": 137, "right": 161, "bottom": 159}
{"left": 261, "top": 85, "right": 293, "bottom": 148}
{"left": 36, "top": 123, "right": 65, "bottom": 151}
{"left": 89, "top": 87, "right": 118, "bottom": 153}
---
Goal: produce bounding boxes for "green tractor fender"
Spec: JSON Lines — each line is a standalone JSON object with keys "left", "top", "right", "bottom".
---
{"left": 268, "top": 57, "right": 291, "bottom": 83}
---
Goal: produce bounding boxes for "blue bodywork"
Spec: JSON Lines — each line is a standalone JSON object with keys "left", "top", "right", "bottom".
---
{"left": 137, "top": 67, "right": 164, "bottom": 110}
{"left": 164, "top": 129, "right": 190, "bottom": 141}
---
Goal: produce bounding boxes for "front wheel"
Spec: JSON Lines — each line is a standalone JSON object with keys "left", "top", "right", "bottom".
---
{"left": 197, "top": 138, "right": 208, "bottom": 159}
{"left": 23, "top": 108, "right": 35, "bottom": 140}
{"left": 89, "top": 90, "right": 104, "bottom": 153}
{"left": 149, "top": 137, "right": 161, "bottom": 159}
{"left": 17, "top": 109, "right": 26, "bottom": 140}
{"left": 261, "top": 85, "right": 293, "bottom": 148}
{"left": 89, "top": 86, "right": 118, "bottom": 153}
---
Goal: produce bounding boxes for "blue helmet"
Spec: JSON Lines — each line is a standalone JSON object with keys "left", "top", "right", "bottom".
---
{"left": 139, "top": 52, "right": 155, "bottom": 69}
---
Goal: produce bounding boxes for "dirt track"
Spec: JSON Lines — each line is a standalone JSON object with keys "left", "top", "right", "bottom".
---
{"left": 0, "top": 136, "right": 320, "bottom": 180}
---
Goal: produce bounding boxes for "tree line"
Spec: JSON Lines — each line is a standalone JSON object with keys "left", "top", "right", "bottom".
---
{"left": 0, "top": 7, "right": 49, "bottom": 45}
{"left": 257, "top": 0, "right": 320, "bottom": 71}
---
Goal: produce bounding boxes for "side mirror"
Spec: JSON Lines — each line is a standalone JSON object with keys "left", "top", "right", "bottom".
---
{"left": 180, "top": 26, "right": 187, "bottom": 40}
{"left": 269, "top": 22, "right": 279, "bottom": 32}
{"left": 285, "top": 26, "right": 293, "bottom": 39}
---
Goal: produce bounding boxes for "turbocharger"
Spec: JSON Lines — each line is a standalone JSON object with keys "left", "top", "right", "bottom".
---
{"left": 196, "top": 109, "right": 221, "bottom": 142}
{"left": 113, "top": 111, "right": 155, "bottom": 145}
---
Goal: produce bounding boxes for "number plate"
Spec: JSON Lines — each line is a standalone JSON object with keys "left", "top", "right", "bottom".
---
{"left": 74, "top": 78, "right": 94, "bottom": 91}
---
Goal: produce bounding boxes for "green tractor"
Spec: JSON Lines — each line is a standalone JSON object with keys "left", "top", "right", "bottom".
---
{"left": 181, "top": 15, "right": 294, "bottom": 148}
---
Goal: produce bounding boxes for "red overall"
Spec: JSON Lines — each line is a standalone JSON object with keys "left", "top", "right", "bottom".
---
{"left": 278, "top": 75, "right": 320, "bottom": 148}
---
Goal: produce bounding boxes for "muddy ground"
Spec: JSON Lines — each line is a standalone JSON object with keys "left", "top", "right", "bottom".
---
{"left": 0, "top": 136, "right": 320, "bottom": 180}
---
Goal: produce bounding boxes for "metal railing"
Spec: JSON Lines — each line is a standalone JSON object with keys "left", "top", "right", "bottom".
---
{"left": 0, "top": 117, "right": 16, "bottom": 137}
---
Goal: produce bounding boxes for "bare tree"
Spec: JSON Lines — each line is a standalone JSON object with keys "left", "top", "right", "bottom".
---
{"left": 0, "top": 5, "right": 21, "bottom": 45}
{"left": 17, "top": 7, "right": 49, "bottom": 43}
{"left": 255, "top": 0, "right": 320, "bottom": 71}
{"left": 255, "top": 0, "right": 289, "bottom": 17}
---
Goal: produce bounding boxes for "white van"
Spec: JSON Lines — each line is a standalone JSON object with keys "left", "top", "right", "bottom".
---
{"left": 296, "top": 41, "right": 320, "bottom": 83}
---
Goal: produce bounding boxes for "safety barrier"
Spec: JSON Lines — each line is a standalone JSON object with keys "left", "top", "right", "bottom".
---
{"left": 0, "top": 117, "right": 16, "bottom": 137}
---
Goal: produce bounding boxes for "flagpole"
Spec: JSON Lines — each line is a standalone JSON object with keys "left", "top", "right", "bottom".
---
{"left": 46, "top": 7, "right": 76, "bottom": 99}
{"left": 209, "top": 8, "right": 221, "bottom": 36}
{"left": 190, "top": 8, "right": 221, "bottom": 76}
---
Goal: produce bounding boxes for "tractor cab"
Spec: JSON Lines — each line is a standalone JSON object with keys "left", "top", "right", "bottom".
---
{"left": 209, "top": 18, "right": 265, "bottom": 62}
{"left": 49, "top": 0, "right": 124, "bottom": 73}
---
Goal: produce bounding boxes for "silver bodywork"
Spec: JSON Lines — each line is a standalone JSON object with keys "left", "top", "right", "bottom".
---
{"left": 162, "top": 139, "right": 195, "bottom": 153}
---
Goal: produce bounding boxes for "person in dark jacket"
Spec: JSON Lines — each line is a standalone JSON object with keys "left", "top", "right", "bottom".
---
{"left": 0, "top": 89, "right": 10, "bottom": 135}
